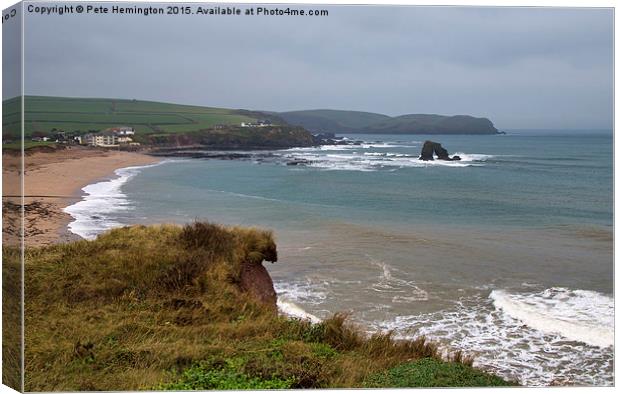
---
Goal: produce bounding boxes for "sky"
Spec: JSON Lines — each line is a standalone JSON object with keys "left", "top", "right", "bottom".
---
{"left": 6, "top": 2, "right": 614, "bottom": 129}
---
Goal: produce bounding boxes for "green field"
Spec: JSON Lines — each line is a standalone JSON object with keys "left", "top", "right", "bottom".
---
{"left": 2, "top": 96, "right": 258, "bottom": 138}
{"left": 2, "top": 141, "right": 57, "bottom": 151}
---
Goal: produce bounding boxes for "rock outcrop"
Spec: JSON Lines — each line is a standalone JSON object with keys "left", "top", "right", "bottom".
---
{"left": 419, "top": 141, "right": 461, "bottom": 161}
{"left": 240, "top": 261, "right": 277, "bottom": 310}
{"left": 238, "top": 231, "right": 279, "bottom": 311}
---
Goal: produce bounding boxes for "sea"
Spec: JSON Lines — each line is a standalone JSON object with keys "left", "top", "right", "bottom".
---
{"left": 64, "top": 131, "right": 614, "bottom": 386}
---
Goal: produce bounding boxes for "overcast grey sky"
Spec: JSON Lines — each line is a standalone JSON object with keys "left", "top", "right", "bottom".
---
{"left": 12, "top": 3, "right": 614, "bottom": 129}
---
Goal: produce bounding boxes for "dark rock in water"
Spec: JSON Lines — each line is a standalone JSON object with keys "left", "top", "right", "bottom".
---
{"left": 286, "top": 158, "right": 311, "bottom": 166}
{"left": 419, "top": 140, "right": 461, "bottom": 161}
{"left": 420, "top": 140, "right": 436, "bottom": 160}
{"left": 433, "top": 143, "right": 450, "bottom": 160}
{"left": 314, "top": 132, "right": 336, "bottom": 139}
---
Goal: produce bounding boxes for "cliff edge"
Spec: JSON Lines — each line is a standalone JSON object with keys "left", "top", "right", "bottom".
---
{"left": 21, "top": 222, "right": 513, "bottom": 390}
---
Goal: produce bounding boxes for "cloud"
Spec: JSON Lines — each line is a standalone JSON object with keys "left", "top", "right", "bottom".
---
{"left": 18, "top": 4, "right": 613, "bottom": 129}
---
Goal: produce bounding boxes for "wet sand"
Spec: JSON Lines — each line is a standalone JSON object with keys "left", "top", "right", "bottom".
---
{"left": 2, "top": 146, "right": 160, "bottom": 246}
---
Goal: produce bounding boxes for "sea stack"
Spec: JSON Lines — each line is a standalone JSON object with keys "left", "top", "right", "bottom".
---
{"left": 419, "top": 140, "right": 461, "bottom": 161}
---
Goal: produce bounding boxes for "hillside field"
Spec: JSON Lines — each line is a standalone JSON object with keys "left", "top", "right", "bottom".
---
{"left": 2, "top": 96, "right": 259, "bottom": 138}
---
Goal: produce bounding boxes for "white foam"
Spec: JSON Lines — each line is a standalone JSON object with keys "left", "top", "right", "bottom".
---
{"left": 280, "top": 149, "right": 491, "bottom": 171}
{"left": 277, "top": 299, "right": 322, "bottom": 323}
{"left": 274, "top": 280, "right": 328, "bottom": 305}
{"left": 307, "top": 154, "right": 468, "bottom": 171}
{"left": 274, "top": 280, "right": 327, "bottom": 323}
{"left": 360, "top": 143, "right": 418, "bottom": 149}
{"left": 279, "top": 139, "right": 492, "bottom": 172}
{"left": 63, "top": 161, "right": 167, "bottom": 240}
{"left": 490, "top": 288, "right": 614, "bottom": 348}
{"left": 451, "top": 152, "right": 494, "bottom": 161}
{"left": 370, "top": 260, "right": 429, "bottom": 301}
{"left": 284, "top": 142, "right": 418, "bottom": 152}
{"left": 372, "top": 287, "right": 614, "bottom": 386}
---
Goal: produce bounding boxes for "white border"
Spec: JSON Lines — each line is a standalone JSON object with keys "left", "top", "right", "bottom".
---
{"left": 0, "top": 1, "right": 616, "bottom": 394}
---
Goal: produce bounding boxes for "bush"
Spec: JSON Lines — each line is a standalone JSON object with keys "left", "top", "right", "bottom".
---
{"left": 155, "top": 358, "right": 294, "bottom": 390}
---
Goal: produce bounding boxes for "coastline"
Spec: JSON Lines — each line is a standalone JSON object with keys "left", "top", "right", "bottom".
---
{"left": 4, "top": 135, "right": 613, "bottom": 386}
{"left": 2, "top": 147, "right": 161, "bottom": 247}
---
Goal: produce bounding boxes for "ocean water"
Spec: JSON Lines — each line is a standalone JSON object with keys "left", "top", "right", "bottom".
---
{"left": 64, "top": 131, "right": 613, "bottom": 386}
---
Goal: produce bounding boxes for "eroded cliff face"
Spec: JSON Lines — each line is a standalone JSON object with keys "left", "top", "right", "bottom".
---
{"left": 236, "top": 228, "right": 279, "bottom": 311}
{"left": 240, "top": 261, "right": 277, "bottom": 311}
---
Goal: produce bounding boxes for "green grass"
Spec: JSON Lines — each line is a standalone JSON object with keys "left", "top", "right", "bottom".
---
{"left": 20, "top": 222, "right": 513, "bottom": 391}
{"left": 2, "top": 141, "right": 57, "bottom": 151}
{"left": 2, "top": 245, "right": 22, "bottom": 391}
{"left": 3, "top": 96, "right": 258, "bottom": 138}
{"left": 154, "top": 357, "right": 295, "bottom": 390}
{"left": 364, "top": 358, "right": 513, "bottom": 387}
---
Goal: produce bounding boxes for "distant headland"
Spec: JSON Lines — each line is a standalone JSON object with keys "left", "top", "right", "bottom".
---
{"left": 276, "top": 109, "right": 500, "bottom": 135}
{"left": 2, "top": 96, "right": 500, "bottom": 153}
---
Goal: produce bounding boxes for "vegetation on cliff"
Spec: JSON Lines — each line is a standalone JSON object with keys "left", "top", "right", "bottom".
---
{"left": 146, "top": 125, "right": 316, "bottom": 150}
{"left": 18, "top": 222, "right": 513, "bottom": 391}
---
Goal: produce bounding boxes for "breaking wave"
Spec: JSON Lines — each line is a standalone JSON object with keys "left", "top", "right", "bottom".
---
{"left": 64, "top": 161, "right": 169, "bottom": 239}
{"left": 274, "top": 280, "right": 326, "bottom": 323}
{"left": 372, "top": 287, "right": 614, "bottom": 386}
{"left": 490, "top": 287, "right": 613, "bottom": 348}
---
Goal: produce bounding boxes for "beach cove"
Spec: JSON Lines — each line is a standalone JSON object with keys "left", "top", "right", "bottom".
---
{"left": 11, "top": 131, "right": 614, "bottom": 387}
{"left": 2, "top": 146, "right": 159, "bottom": 246}
{"left": 54, "top": 131, "right": 613, "bottom": 386}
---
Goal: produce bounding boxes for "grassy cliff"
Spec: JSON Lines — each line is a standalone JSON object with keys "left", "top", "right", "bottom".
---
{"left": 20, "top": 222, "right": 513, "bottom": 391}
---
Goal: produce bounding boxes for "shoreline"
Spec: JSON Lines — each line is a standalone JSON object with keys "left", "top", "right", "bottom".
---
{"left": 2, "top": 147, "right": 161, "bottom": 247}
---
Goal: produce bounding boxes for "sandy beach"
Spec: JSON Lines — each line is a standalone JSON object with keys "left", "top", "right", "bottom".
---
{"left": 2, "top": 146, "right": 160, "bottom": 246}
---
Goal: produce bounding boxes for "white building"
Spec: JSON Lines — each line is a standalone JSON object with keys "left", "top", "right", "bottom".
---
{"left": 83, "top": 131, "right": 119, "bottom": 147}
{"left": 107, "top": 126, "right": 135, "bottom": 136}
{"left": 240, "top": 120, "right": 272, "bottom": 128}
{"left": 117, "top": 135, "right": 133, "bottom": 143}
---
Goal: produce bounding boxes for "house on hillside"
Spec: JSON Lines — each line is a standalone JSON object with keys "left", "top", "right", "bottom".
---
{"left": 54, "top": 131, "right": 67, "bottom": 143}
{"left": 117, "top": 135, "right": 133, "bottom": 143}
{"left": 107, "top": 126, "right": 135, "bottom": 136}
{"left": 83, "top": 131, "right": 119, "bottom": 147}
{"left": 240, "top": 120, "right": 272, "bottom": 128}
